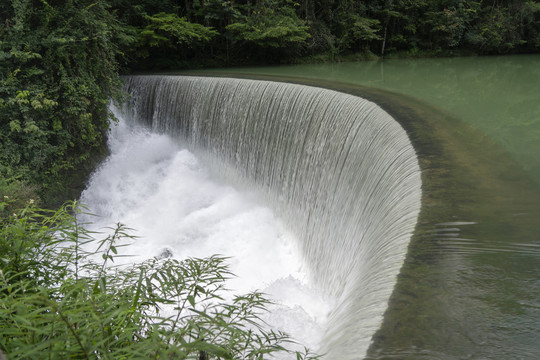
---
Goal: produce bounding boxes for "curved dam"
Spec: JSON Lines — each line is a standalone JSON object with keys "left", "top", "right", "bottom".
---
{"left": 119, "top": 75, "right": 422, "bottom": 358}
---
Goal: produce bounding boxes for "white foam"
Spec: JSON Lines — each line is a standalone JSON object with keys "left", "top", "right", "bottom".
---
{"left": 80, "top": 114, "right": 330, "bottom": 356}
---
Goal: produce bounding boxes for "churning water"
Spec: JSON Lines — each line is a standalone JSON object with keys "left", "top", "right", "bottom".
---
{"left": 81, "top": 109, "right": 331, "bottom": 353}
{"left": 81, "top": 76, "right": 422, "bottom": 358}
{"left": 209, "top": 56, "right": 540, "bottom": 359}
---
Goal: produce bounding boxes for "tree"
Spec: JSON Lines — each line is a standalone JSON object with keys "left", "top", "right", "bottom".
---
{"left": 338, "top": 14, "right": 382, "bottom": 53}
{"left": 136, "top": 12, "right": 218, "bottom": 59}
{"left": 0, "top": 0, "right": 131, "bottom": 206}
{"left": 424, "top": 1, "right": 480, "bottom": 51}
{"left": 462, "top": 0, "right": 539, "bottom": 53}
{"left": 226, "top": 0, "right": 310, "bottom": 61}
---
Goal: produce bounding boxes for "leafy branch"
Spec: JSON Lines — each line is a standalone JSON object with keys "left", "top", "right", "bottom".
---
{"left": 0, "top": 200, "right": 320, "bottom": 359}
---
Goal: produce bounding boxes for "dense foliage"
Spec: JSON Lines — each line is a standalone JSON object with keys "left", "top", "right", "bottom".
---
{"left": 0, "top": 0, "right": 540, "bottom": 359}
{"left": 0, "top": 0, "right": 132, "bottom": 206}
{"left": 0, "top": 200, "right": 318, "bottom": 359}
{"left": 114, "top": 0, "right": 540, "bottom": 68}
{"left": 1, "top": 0, "right": 539, "bottom": 206}
{"left": 0, "top": 1, "right": 538, "bottom": 358}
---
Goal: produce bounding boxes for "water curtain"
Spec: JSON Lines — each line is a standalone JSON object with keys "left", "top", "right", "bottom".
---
{"left": 121, "top": 76, "right": 422, "bottom": 358}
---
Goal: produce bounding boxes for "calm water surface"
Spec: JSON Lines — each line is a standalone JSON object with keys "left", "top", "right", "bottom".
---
{"left": 207, "top": 55, "right": 540, "bottom": 188}
{"left": 193, "top": 56, "right": 540, "bottom": 359}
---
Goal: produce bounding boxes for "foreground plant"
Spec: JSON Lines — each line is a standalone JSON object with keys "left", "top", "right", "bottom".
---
{"left": 0, "top": 200, "right": 319, "bottom": 359}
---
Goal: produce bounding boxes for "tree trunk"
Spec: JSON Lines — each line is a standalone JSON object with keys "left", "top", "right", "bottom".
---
{"left": 185, "top": 0, "right": 191, "bottom": 21}
{"left": 381, "top": 23, "right": 388, "bottom": 57}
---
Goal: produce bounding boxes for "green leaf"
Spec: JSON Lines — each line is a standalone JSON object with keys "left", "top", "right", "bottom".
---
{"left": 195, "top": 341, "right": 232, "bottom": 359}
{"left": 9, "top": 120, "right": 22, "bottom": 132}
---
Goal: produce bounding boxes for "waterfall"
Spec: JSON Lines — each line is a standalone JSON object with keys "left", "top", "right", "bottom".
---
{"left": 116, "top": 75, "right": 422, "bottom": 358}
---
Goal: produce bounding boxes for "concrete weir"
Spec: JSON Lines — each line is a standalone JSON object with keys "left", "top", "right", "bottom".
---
{"left": 119, "top": 75, "right": 422, "bottom": 358}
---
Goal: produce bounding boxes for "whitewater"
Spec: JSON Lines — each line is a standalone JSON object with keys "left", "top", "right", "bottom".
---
{"left": 80, "top": 108, "right": 332, "bottom": 355}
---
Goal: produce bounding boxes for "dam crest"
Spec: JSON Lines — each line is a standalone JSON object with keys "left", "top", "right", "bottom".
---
{"left": 120, "top": 75, "right": 422, "bottom": 358}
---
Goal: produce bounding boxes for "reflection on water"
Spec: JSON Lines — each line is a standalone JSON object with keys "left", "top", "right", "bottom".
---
{"left": 185, "top": 56, "right": 540, "bottom": 359}
{"left": 204, "top": 55, "right": 540, "bottom": 189}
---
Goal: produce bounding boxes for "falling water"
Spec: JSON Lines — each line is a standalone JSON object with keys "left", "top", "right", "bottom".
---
{"left": 82, "top": 76, "right": 422, "bottom": 358}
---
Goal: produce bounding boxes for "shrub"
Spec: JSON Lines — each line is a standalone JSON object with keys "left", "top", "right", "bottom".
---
{"left": 0, "top": 201, "right": 319, "bottom": 359}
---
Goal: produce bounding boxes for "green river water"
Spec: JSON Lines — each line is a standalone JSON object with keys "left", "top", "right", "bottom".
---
{"left": 186, "top": 55, "right": 540, "bottom": 359}
{"left": 204, "top": 55, "right": 540, "bottom": 188}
